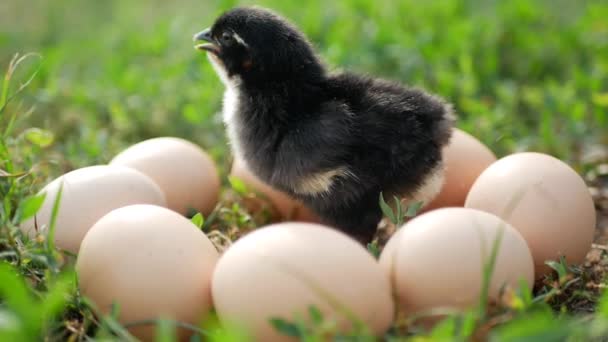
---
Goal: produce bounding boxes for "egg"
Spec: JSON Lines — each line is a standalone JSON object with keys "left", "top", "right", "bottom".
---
{"left": 423, "top": 129, "right": 497, "bottom": 211}
{"left": 465, "top": 152, "right": 596, "bottom": 276}
{"left": 230, "top": 158, "right": 320, "bottom": 223}
{"left": 212, "top": 222, "right": 394, "bottom": 341}
{"left": 379, "top": 208, "right": 534, "bottom": 320}
{"left": 77, "top": 204, "right": 219, "bottom": 341}
{"left": 20, "top": 165, "right": 166, "bottom": 253}
{"left": 110, "top": 137, "right": 220, "bottom": 215}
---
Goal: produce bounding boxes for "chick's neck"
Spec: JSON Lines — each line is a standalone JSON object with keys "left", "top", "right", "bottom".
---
{"left": 233, "top": 68, "right": 328, "bottom": 181}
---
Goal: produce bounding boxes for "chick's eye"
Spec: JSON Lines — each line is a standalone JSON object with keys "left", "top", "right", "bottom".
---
{"left": 220, "top": 32, "right": 233, "bottom": 44}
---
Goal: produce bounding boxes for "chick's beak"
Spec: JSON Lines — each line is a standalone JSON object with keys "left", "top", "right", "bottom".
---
{"left": 193, "top": 28, "right": 220, "bottom": 54}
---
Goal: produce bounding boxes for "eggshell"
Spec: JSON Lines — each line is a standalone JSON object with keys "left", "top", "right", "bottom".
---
{"left": 20, "top": 165, "right": 166, "bottom": 253}
{"left": 212, "top": 223, "right": 394, "bottom": 341}
{"left": 110, "top": 137, "right": 220, "bottom": 215}
{"left": 230, "top": 158, "right": 320, "bottom": 223}
{"left": 423, "top": 129, "right": 497, "bottom": 211}
{"left": 465, "top": 152, "right": 596, "bottom": 276}
{"left": 77, "top": 204, "right": 219, "bottom": 341}
{"left": 379, "top": 208, "right": 534, "bottom": 318}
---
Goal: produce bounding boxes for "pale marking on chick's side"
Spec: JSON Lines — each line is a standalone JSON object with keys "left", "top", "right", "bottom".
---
{"left": 208, "top": 53, "right": 245, "bottom": 161}
{"left": 292, "top": 167, "right": 356, "bottom": 195}
{"left": 407, "top": 163, "right": 445, "bottom": 207}
{"left": 222, "top": 88, "right": 243, "bottom": 159}
{"left": 403, "top": 100, "right": 453, "bottom": 207}
{"left": 232, "top": 32, "right": 249, "bottom": 48}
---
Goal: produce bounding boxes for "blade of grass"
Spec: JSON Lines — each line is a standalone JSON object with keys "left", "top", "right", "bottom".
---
{"left": 379, "top": 192, "right": 396, "bottom": 224}
{"left": 477, "top": 185, "right": 529, "bottom": 321}
{"left": 477, "top": 222, "right": 505, "bottom": 320}
{"left": 0, "top": 54, "right": 17, "bottom": 109}
{"left": 393, "top": 196, "right": 403, "bottom": 226}
{"left": 154, "top": 318, "right": 177, "bottom": 342}
{"left": 46, "top": 181, "right": 64, "bottom": 254}
{"left": 405, "top": 201, "right": 424, "bottom": 218}
{"left": 0, "top": 53, "right": 43, "bottom": 118}
{"left": 123, "top": 318, "right": 211, "bottom": 338}
{"left": 14, "top": 193, "right": 46, "bottom": 225}
{"left": 191, "top": 212, "right": 204, "bottom": 229}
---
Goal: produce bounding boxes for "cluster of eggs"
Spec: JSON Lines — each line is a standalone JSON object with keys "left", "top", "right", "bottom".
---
{"left": 21, "top": 129, "right": 595, "bottom": 341}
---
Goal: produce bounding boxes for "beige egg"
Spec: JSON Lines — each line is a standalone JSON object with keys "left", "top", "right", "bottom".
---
{"left": 212, "top": 223, "right": 394, "bottom": 341}
{"left": 230, "top": 158, "right": 321, "bottom": 223}
{"left": 20, "top": 165, "right": 166, "bottom": 254}
{"left": 77, "top": 204, "right": 219, "bottom": 341}
{"left": 379, "top": 208, "right": 534, "bottom": 319}
{"left": 423, "top": 129, "right": 497, "bottom": 211}
{"left": 465, "top": 152, "right": 596, "bottom": 276}
{"left": 110, "top": 137, "right": 220, "bottom": 215}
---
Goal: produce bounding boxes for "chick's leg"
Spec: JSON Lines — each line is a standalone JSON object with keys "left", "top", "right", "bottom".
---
{"left": 315, "top": 193, "right": 383, "bottom": 245}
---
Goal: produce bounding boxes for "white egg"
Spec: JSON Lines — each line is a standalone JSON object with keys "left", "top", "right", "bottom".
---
{"left": 110, "top": 137, "right": 220, "bottom": 215}
{"left": 465, "top": 152, "right": 596, "bottom": 276}
{"left": 20, "top": 165, "right": 166, "bottom": 253}
{"left": 423, "top": 128, "right": 497, "bottom": 211}
{"left": 212, "top": 222, "right": 394, "bottom": 341}
{"left": 379, "top": 208, "right": 534, "bottom": 320}
{"left": 77, "top": 204, "right": 218, "bottom": 340}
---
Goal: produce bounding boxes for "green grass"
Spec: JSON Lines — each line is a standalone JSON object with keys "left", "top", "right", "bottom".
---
{"left": 1, "top": 0, "right": 608, "bottom": 340}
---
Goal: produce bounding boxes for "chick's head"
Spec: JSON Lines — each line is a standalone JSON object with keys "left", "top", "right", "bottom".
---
{"left": 194, "top": 7, "right": 324, "bottom": 85}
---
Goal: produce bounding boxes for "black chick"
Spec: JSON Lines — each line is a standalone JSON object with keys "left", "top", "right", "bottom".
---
{"left": 193, "top": 7, "right": 455, "bottom": 243}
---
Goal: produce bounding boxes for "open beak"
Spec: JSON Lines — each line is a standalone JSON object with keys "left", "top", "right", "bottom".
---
{"left": 193, "top": 28, "right": 220, "bottom": 54}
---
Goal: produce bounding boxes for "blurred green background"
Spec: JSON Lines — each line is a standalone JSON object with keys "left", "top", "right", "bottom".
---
{"left": 1, "top": 0, "right": 607, "bottom": 179}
